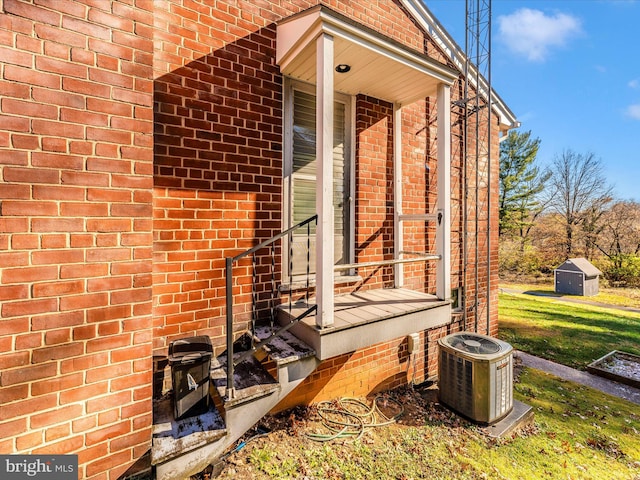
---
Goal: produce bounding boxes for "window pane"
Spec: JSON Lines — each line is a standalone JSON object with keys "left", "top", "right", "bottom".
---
{"left": 291, "top": 87, "right": 348, "bottom": 269}
{"left": 293, "top": 91, "right": 316, "bottom": 177}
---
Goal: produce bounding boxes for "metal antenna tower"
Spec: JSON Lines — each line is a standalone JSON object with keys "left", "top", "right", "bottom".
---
{"left": 464, "top": 0, "right": 492, "bottom": 335}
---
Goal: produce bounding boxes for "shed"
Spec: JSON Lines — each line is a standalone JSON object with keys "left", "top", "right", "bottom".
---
{"left": 554, "top": 258, "right": 602, "bottom": 296}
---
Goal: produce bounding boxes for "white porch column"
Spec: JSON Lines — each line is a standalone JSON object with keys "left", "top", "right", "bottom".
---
{"left": 316, "top": 33, "right": 335, "bottom": 328}
{"left": 436, "top": 83, "right": 451, "bottom": 300}
{"left": 393, "top": 104, "right": 404, "bottom": 288}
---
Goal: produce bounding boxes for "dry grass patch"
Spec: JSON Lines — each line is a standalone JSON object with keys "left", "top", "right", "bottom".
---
{"left": 204, "top": 368, "right": 640, "bottom": 480}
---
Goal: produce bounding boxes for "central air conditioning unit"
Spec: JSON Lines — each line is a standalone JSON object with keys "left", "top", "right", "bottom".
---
{"left": 438, "top": 332, "right": 513, "bottom": 424}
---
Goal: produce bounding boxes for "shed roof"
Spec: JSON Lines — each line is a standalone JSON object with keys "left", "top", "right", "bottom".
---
{"left": 556, "top": 258, "right": 602, "bottom": 278}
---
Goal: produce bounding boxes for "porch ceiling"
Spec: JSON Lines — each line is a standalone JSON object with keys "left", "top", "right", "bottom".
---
{"left": 276, "top": 5, "right": 458, "bottom": 105}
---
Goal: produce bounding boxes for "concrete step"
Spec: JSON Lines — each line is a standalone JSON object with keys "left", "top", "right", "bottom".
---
{"left": 152, "top": 330, "right": 319, "bottom": 480}
{"left": 210, "top": 353, "right": 280, "bottom": 408}
{"left": 151, "top": 395, "right": 226, "bottom": 466}
{"left": 254, "top": 324, "right": 316, "bottom": 366}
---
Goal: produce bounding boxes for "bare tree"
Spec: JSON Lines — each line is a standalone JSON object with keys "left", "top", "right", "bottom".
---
{"left": 593, "top": 200, "right": 640, "bottom": 285}
{"left": 547, "top": 150, "right": 613, "bottom": 258}
{"left": 597, "top": 200, "right": 640, "bottom": 261}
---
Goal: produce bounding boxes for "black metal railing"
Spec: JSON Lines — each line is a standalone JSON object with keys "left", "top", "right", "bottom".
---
{"left": 225, "top": 215, "right": 317, "bottom": 399}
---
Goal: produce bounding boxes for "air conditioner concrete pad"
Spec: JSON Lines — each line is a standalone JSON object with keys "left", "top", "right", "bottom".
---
{"left": 481, "top": 400, "right": 534, "bottom": 439}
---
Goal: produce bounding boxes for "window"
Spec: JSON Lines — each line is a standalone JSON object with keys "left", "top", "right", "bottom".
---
{"left": 284, "top": 79, "right": 353, "bottom": 277}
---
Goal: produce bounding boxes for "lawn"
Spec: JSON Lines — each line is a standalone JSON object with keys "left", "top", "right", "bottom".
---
{"left": 214, "top": 368, "right": 640, "bottom": 479}
{"left": 498, "top": 291, "right": 640, "bottom": 369}
{"left": 500, "top": 280, "right": 640, "bottom": 309}
{"left": 208, "top": 288, "right": 640, "bottom": 479}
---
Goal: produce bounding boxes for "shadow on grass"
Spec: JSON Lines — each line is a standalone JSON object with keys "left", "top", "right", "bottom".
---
{"left": 499, "top": 294, "right": 640, "bottom": 369}
{"left": 522, "top": 289, "right": 563, "bottom": 297}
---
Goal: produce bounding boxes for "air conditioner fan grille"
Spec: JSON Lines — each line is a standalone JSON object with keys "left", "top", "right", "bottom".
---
{"left": 444, "top": 333, "right": 501, "bottom": 355}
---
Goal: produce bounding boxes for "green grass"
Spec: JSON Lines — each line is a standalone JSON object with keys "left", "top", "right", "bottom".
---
{"left": 501, "top": 281, "right": 640, "bottom": 309}
{"left": 215, "top": 286, "right": 640, "bottom": 479}
{"left": 221, "top": 369, "right": 640, "bottom": 479}
{"left": 498, "top": 292, "right": 640, "bottom": 369}
{"left": 469, "top": 368, "right": 640, "bottom": 480}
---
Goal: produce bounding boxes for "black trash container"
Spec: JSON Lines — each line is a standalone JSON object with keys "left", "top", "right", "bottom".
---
{"left": 169, "top": 335, "right": 213, "bottom": 420}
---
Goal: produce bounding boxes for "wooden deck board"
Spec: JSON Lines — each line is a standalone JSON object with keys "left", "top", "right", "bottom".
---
{"left": 278, "top": 288, "right": 452, "bottom": 360}
{"left": 282, "top": 288, "right": 447, "bottom": 332}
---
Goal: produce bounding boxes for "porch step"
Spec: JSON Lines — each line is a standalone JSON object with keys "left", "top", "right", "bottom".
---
{"left": 153, "top": 331, "right": 319, "bottom": 480}
{"left": 254, "top": 324, "right": 317, "bottom": 366}
{"left": 210, "top": 353, "right": 280, "bottom": 408}
{"left": 151, "top": 394, "right": 226, "bottom": 466}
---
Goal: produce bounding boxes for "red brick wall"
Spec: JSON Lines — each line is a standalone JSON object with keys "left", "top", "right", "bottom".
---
{"left": 150, "top": 0, "right": 440, "bottom": 355}
{"left": 276, "top": 337, "right": 416, "bottom": 411}
{"left": 152, "top": 0, "right": 285, "bottom": 356}
{"left": 0, "top": 0, "right": 502, "bottom": 476}
{"left": 274, "top": 321, "right": 472, "bottom": 413}
{"left": 401, "top": 99, "right": 438, "bottom": 292}
{"left": 354, "top": 95, "right": 395, "bottom": 289}
{"left": 0, "top": 1, "right": 154, "bottom": 478}
{"left": 151, "top": 0, "right": 501, "bottom": 405}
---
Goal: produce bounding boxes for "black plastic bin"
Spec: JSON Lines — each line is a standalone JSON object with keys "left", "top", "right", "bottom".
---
{"left": 169, "top": 335, "right": 213, "bottom": 420}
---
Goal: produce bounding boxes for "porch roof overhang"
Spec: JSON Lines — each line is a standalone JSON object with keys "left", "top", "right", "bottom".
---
{"left": 276, "top": 5, "right": 458, "bottom": 105}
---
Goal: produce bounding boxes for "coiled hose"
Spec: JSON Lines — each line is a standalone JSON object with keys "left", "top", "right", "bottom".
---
{"left": 305, "top": 395, "right": 404, "bottom": 442}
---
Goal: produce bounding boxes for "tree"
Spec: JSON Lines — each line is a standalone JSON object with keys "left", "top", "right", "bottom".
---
{"left": 499, "top": 130, "right": 549, "bottom": 239}
{"left": 596, "top": 200, "right": 640, "bottom": 285}
{"left": 547, "top": 150, "right": 613, "bottom": 258}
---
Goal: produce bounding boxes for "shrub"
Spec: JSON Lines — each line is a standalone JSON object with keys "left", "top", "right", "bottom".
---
{"left": 499, "top": 240, "right": 544, "bottom": 275}
{"left": 598, "top": 254, "right": 640, "bottom": 287}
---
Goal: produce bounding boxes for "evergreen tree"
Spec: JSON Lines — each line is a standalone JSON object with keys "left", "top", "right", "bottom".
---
{"left": 499, "top": 130, "right": 548, "bottom": 237}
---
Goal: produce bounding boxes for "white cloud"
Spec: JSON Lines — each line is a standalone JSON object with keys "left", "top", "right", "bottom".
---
{"left": 497, "top": 8, "right": 583, "bottom": 62}
{"left": 629, "top": 79, "right": 640, "bottom": 89}
{"left": 626, "top": 104, "right": 640, "bottom": 119}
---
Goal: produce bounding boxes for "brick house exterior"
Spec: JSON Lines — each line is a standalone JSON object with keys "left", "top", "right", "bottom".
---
{"left": 0, "top": 1, "right": 517, "bottom": 478}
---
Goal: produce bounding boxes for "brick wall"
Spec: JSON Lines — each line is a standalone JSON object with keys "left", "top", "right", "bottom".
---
{"left": 150, "top": 0, "right": 500, "bottom": 408}
{"left": 354, "top": 95, "right": 396, "bottom": 289}
{"left": 0, "top": 1, "right": 154, "bottom": 478}
{"left": 150, "top": 0, "right": 439, "bottom": 354}
{"left": 152, "top": 0, "right": 285, "bottom": 356}
{"left": 0, "top": 0, "right": 502, "bottom": 477}
{"left": 274, "top": 322, "right": 470, "bottom": 413}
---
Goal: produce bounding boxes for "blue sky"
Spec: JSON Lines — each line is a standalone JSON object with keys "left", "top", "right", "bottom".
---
{"left": 425, "top": 0, "right": 640, "bottom": 201}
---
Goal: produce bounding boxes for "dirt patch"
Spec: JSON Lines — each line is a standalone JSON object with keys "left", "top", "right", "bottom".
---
{"left": 189, "top": 360, "right": 531, "bottom": 479}
{"left": 190, "top": 384, "right": 453, "bottom": 479}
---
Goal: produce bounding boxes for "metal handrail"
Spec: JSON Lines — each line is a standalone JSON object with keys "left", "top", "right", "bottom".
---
{"left": 333, "top": 254, "right": 440, "bottom": 271}
{"left": 230, "top": 215, "right": 318, "bottom": 263}
{"left": 225, "top": 217, "right": 438, "bottom": 398}
{"left": 225, "top": 215, "right": 317, "bottom": 399}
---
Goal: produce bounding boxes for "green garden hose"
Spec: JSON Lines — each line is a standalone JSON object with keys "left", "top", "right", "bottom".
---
{"left": 305, "top": 395, "right": 404, "bottom": 442}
